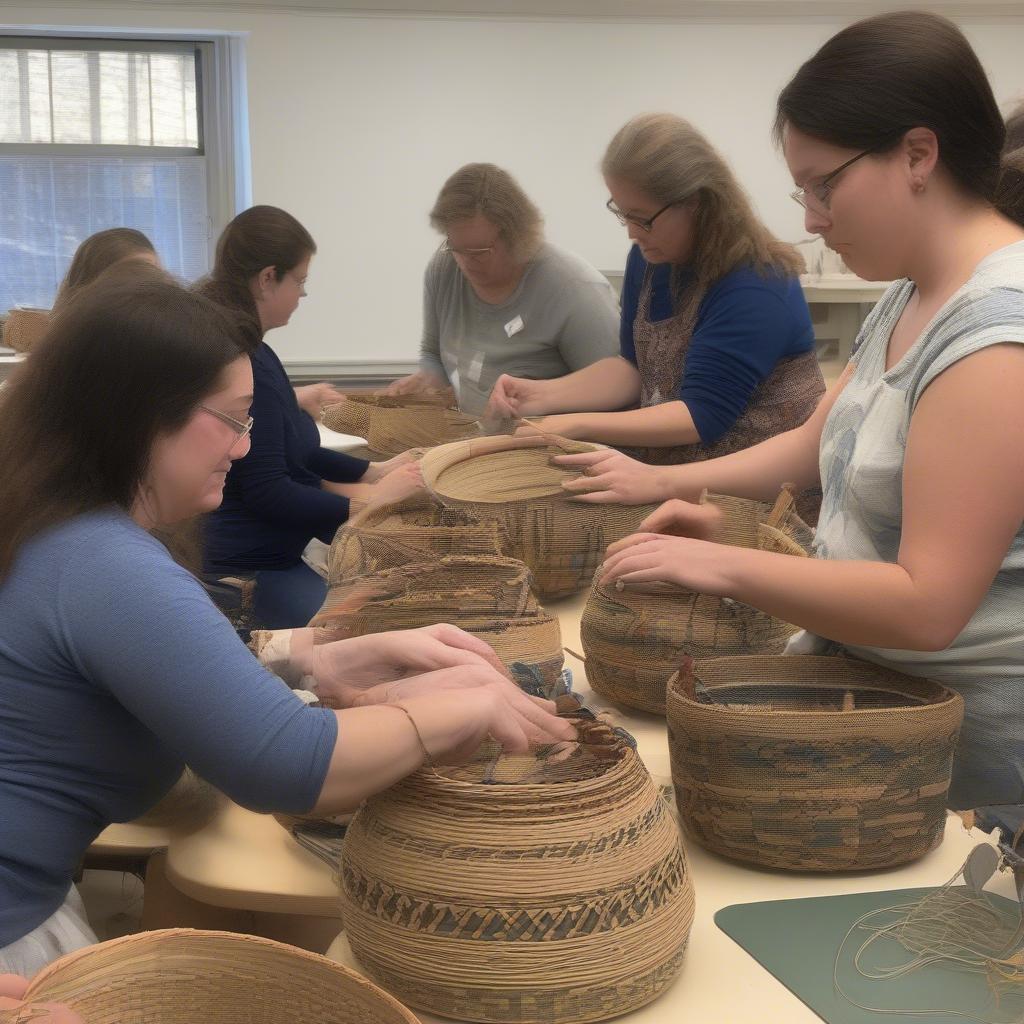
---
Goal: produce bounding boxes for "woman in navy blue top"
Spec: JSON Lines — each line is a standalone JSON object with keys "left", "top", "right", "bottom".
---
{"left": 200, "top": 206, "right": 416, "bottom": 629}
{"left": 487, "top": 113, "right": 825, "bottom": 474}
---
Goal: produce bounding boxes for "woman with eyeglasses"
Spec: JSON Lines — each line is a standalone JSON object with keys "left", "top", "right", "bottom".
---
{"left": 198, "top": 206, "right": 419, "bottom": 631}
{"left": 383, "top": 163, "right": 620, "bottom": 416}
{"left": 0, "top": 264, "right": 575, "bottom": 977}
{"left": 486, "top": 113, "right": 825, "bottom": 486}
{"left": 558, "top": 12, "right": 1024, "bottom": 811}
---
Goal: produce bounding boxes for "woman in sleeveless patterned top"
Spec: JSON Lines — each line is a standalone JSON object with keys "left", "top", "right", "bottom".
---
{"left": 484, "top": 115, "right": 825, "bottom": 497}
{"left": 557, "top": 12, "right": 1024, "bottom": 811}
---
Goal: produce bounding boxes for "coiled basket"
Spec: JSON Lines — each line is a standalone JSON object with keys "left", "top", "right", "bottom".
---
{"left": 340, "top": 719, "right": 695, "bottom": 1023}
{"left": 666, "top": 655, "right": 964, "bottom": 871}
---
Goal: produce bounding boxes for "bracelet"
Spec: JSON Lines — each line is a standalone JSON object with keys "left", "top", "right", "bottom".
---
{"left": 393, "top": 703, "right": 435, "bottom": 768}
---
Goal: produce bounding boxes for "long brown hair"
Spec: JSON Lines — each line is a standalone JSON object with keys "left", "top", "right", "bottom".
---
{"left": 54, "top": 227, "right": 156, "bottom": 311}
{"left": 0, "top": 263, "right": 246, "bottom": 579}
{"left": 775, "top": 11, "right": 1024, "bottom": 228}
{"left": 196, "top": 205, "right": 316, "bottom": 353}
{"left": 602, "top": 113, "right": 804, "bottom": 291}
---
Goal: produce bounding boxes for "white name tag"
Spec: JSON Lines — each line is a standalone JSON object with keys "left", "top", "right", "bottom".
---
{"left": 467, "top": 354, "right": 485, "bottom": 384}
{"left": 504, "top": 314, "right": 524, "bottom": 338}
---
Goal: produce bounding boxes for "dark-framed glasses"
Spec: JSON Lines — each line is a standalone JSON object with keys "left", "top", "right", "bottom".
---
{"left": 791, "top": 135, "right": 901, "bottom": 213}
{"left": 201, "top": 405, "right": 254, "bottom": 442}
{"left": 605, "top": 197, "right": 684, "bottom": 233}
{"left": 439, "top": 238, "right": 497, "bottom": 261}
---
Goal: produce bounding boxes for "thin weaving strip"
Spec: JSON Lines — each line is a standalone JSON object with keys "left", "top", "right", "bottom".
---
{"left": 581, "top": 493, "right": 809, "bottom": 715}
{"left": 340, "top": 711, "right": 695, "bottom": 1024}
{"left": 420, "top": 435, "right": 659, "bottom": 600}
{"left": 11, "top": 928, "right": 420, "bottom": 1024}
{"left": 666, "top": 654, "right": 964, "bottom": 871}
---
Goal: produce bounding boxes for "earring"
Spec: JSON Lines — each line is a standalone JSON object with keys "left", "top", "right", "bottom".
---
{"left": 912, "top": 179, "right": 926, "bottom": 193}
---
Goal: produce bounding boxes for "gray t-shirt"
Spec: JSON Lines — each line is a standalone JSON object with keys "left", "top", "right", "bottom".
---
{"left": 815, "top": 239, "right": 1024, "bottom": 809}
{"left": 419, "top": 242, "right": 620, "bottom": 415}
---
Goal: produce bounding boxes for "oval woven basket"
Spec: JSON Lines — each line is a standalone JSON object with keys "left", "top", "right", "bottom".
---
{"left": 666, "top": 655, "right": 964, "bottom": 872}
{"left": 12, "top": 928, "right": 420, "bottom": 1024}
{"left": 328, "top": 495, "right": 508, "bottom": 587}
{"left": 340, "top": 715, "right": 695, "bottom": 1023}
{"left": 581, "top": 493, "right": 808, "bottom": 715}
{"left": 420, "top": 435, "right": 659, "bottom": 600}
{"left": 2, "top": 308, "right": 50, "bottom": 353}
{"left": 310, "top": 555, "right": 565, "bottom": 697}
{"left": 322, "top": 393, "right": 480, "bottom": 457}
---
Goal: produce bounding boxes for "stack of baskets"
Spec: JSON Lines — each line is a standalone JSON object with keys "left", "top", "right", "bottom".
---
{"left": 9, "top": 929, "right": 421, "bottom": 1024}
{"left": 580, "top": 490, "right": 809, "bottom": 714}
{"left": 322, "top": 393, "right": 480, "bottom": 457}
{"left": 310, "top": 554, "right": 565, "bottom": 697}
{"left": 420, "top": 435, "right": 659, "bottom": 600}
{"left": 666, "top": 654, "right": 964, "bottom": 871}
{"left": 340, "top": 699, "right": 696, "bottom": 1023}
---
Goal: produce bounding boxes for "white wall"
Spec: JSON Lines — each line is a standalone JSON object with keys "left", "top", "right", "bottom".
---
{"left": 2, "top": 4, "right": 1024, "bottom": 368}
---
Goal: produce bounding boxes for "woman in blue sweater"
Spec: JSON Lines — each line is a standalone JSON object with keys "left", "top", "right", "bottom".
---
{"left": 487, "top": 114, "right": 825, "bottom": 473}
{"left": 199, "top": 206, "right": 415, "bottom": 629}
{"left": 0, "top": 266, "right": 572, "bottom": 977}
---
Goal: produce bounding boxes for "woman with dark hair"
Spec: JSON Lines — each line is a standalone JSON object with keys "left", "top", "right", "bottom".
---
{"left": 198, "top": 206, "right": 417, "bottom": 630}
{"left": 54, "top": 227, "right": 157, "bottom": 310}
{"left": 557, "top": 10, "right": 1024, "bottom": 811}
{"left": 0, "top": 264, "right": 573, "bottom": 976}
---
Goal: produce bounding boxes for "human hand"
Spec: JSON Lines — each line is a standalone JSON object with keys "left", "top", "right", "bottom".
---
{"left": 380, "top": 371, "right": 448, "bottom": 398}
{"left": 295, "top": 382, "right": 345, "bottom": 420}
{"left": 629, "top": 498, "right": 723, "bottom": 540}
{"left": 360, "top": 449, "right": 420, "bottom": 484}
{"left": 552, "top": 448, "right": 677, "bottom": 505}
{"left": 0, "top": 975, "right": 83, "bottom": 1024}
{"left": 359, "top": 462, "right": 425, "bottom": 515}
{"left": 309, "top": 623, "right": 509, "bottom": 706}
{"left": 484, "top": 374, "right": 549, "bottom": 420}
{"left": 599, "top": 532, "right": 738, "bottom": 595}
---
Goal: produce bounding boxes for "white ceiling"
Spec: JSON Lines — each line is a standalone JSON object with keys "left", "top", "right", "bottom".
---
{"left": 3, "top": 0, "right": 1021, "bottom": 19}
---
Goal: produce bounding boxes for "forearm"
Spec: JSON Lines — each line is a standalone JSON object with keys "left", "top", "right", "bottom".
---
{"left": 655, "top": 422, "right": 822, "bottom": 503}
{"left": 541, "top": 402, "right": 701, "bottom": 446}
{"left": 313, "top": 704, "right": 427, "bottom": 813}
{"left": 723, "top": 547, "right": 953, "bottom": 651}
{"left": 534, "top": 357, "right": 641, "bottom": 414}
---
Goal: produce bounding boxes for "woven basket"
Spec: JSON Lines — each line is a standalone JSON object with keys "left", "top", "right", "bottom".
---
{"left": 420, "top": 435, "right": 659, "bottom": 600}
{"left": 666, "top": 655, "right": 964, "bottom": 871}
{"left": 340, "top": 711, "right": 695, "bottom": 1023}
{"left": 12, "top": 929, "right": 420, "bottom": 1023}
{"left": 2, "top": 308, "right": 49, "bottom": 352}
{"left": 580, "top": 493, "right": 808, "bottom": 715}
{"left": 310, "top": 555, "right": 565, "bottom": 697}
{"left": 328, "top": 494, "right": 508, "bottom": 587}
{"left": 322, "top": 394, "right": 480, "bottom": 457}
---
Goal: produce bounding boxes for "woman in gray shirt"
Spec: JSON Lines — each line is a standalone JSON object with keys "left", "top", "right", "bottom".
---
{"left": 386, "top": 163, "right": 620, "bottom": 416}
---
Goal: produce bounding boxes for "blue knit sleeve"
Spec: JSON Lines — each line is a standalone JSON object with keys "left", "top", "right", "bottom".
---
{"left": 680, "top": 271, "right": 814, "bottom": 444}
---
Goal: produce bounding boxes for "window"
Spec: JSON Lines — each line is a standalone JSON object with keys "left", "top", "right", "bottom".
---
{"left": 0, "top": 37, "right": 225, "bottom": 311}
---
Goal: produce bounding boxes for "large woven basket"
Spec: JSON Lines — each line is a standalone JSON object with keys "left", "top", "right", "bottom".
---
{"left": 420, "top": 435, "right": 659, "bottom": 600}
{"left": 310, "top": 555, "right": 565, "bottom": 697}
{"left": 10, "top": 929, "right": 420, "bottom": 1023}
{"left": 328, "top": 494, "right": 508, "bottom": 587}
{"left": 581, "top": 492, "right": 808, "bottom": 715}
{"left": 340, "top": 710, "right": 695, "bottom": 1023}
{"left": 322, "top": 393, "right": 480, "bottom": 457}
{"left": 1, "top": 308, "right": 49, "bottom": 352}
{"left": 666, "top": 655, "right": 964, "bottom": 871}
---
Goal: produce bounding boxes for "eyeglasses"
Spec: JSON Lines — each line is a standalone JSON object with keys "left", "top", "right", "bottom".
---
{"left": 201, "top": 405, "right": 254, "bottom": 442}
{"left": 790, "top": 136, "right": 900, "bottom": 213}
{"left": 439, "top": 239, "right": 498, "bottom": 261}
{"left": 605, "top": 198, "right": 684, "bottom": 233}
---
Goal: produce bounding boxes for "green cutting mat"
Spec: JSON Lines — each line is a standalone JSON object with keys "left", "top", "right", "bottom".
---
{"left": 716, "top": 887, "right": 1023, "bottom": 1024}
